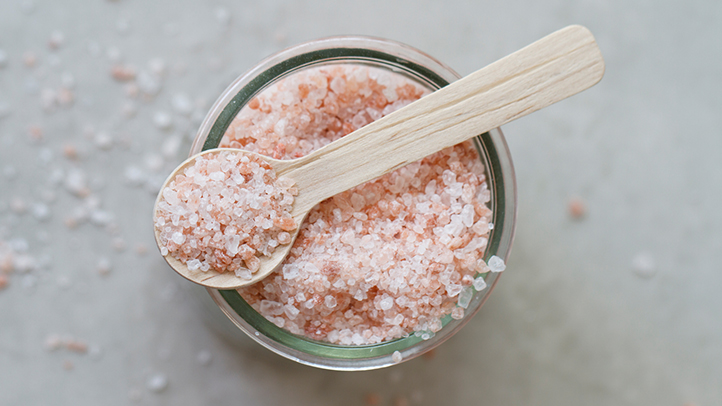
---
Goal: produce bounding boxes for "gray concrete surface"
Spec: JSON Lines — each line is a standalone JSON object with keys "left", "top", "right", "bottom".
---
{"left": 1, "top": 0, "right": 720, "bottom": 405}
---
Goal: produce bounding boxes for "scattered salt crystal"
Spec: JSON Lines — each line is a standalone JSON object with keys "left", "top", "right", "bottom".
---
{"left": 457, "top": 286, "right": 474, "bottom": 309}
{"left": 97, "top": 257, "right": 112, "bottom": 275}
{"left": 149, "top": 58, "right": 167, "bottom": 76}
{"left": 568, "top": 197, "right": 586, "bottom": 219}
{"left": 146, "top": 373, "right": 168, "bottom": 393}
{"left": 31, "top": 203, "right": 50, "bottom": 221}
{"left": 106, "top": 47, "right": 122, "bottom": 62}
{"left": 64, "top": 169, "right": 89, "bottom": 197}
{"left": 44, "top": 334, "right": 63, "bottom": 351}
{"left": 215, "top": 7, "right": 231, "bottom": 25}
{"left": 10, "top": 197, "right": 27, "bottom": 214}
{"left": 48, "top": 30, "right": 65, "bottom": 50}
{"left": 632, "top": 251, "right": 656, "bottom": 279}
{"left": 94, "top": 132, "right": 113, "bottom": 150}
{"left": 487, "top": 255, "right": 505, "bottom": 273}
{"left": 137, "top": 71, "right": 161, "bottom": 96}
{"left": 153, "top": 111, "right": 172, "bottom": 130}
{"left": 171, "top": 94, "right": 193, "bottom": 115}
{"left": 391, "top": 351, "right": 403, "bottom": 363}
{"left": 196, "top": 350, "right": 212, "bottom": 366}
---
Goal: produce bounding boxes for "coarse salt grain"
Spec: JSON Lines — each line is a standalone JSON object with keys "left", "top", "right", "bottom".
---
{"left": 392, "top": 350, "right": 403, "bottom": 363}
{"left": 155, "top": 151, "right": 297, "bottom": 274}
{"left": 222, "top": 64, "right": 496, "bottom": 345}
{"left": 487, "top": 255, "right": 506, "bottom": 273}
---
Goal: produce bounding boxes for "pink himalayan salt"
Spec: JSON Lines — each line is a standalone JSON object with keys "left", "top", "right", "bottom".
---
{"left": 224, "top": 64, "right": 495, "bottom": 344}
{"left": 155, "top": 151, "right": 298, "bottom": 276}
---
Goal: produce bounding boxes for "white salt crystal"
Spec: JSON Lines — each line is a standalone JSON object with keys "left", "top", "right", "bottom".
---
{"left": 632, "top": 252, "right": 656, "bottom": 278}
{"left": 149, "top": 58, "right": 167, "bottom": 76}
{"left": 446, "top": 283, "right": 463, "bottom": 297}
{"left": 283, "top": 304, "right": 300, "bottom": 319}
{"left": 235, "top": 269, "right": 252, "bottom": 279}
{"left": 209, "top": 171, "right": 225, "bottom": 182}
{"left": 171, "top": 94, "right": 193, "bottom": 115}
{"left": 186, "top": 259, "right": 201, "bottom": 271}
{"left": 378, "top": 296, "right": 394, "bottom": 311}
{"left": 153, "top": 111, "right": 172, "bottom": 130}
{"left": 461, "top": 204, "right": 475, "bottom": 227}
{"left": 392, "top": 350, "right": 403, "bottom": 363}
{"left": 31, "top": 203, "right": 50, "bottom": 221}
{"left": 171, "top": 232, "right": 185, "bottom": 244}
{"left": 215, "top": 7, "right": 231, "bottom": 24}
{"left": 324, "top": 295, "right": 337, "bottom": 308}
{"left": 260, "top": 300, "right": 284, "bottom": 315}
{"left": 457, "top": 286, "right": 474, "bottom": 309}
{"left": 487, "top": 255, "right": 506, "bottom": 272}
{"left": 137, "top": 71, "right": 161, "bottom": 96}
{"left": 161, "top": 136, "right": 181, "bottom": 158}
{"left": 282, "top": 264, "right": 299, "bottom": 280}
{"left": 94, "top": 132, "right": 113, "bottom": 150}
{"left": 97, "top": 257, "right": 112, "bottom": 275}
{"left": 196, "top": 350, "right": 212, "bottom": 366}
{"left": 44, "top": 334, "right": 62, "bottom": 351}
{"left": 473, "top": 276, "right": 487, "bottom": 291}
{"left": 64, "top": 169, "right": 88, "bottom": 196}
{"left": 146, "top": 373, "right": 168, "bottom": 393}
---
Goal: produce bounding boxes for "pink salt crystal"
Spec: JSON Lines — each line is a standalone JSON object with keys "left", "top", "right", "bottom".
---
{"left": 22, "top": 51, "right": 37, "bottom": 68}
{"left": 568, "top": 197, "right": 586, "bottom": 219}
{"left": 111, "top": 64, "right": 136, "bottom": 81}
{"left": 451, "top": 307, "right": 464, "bottom": 320}
{"left": 222, "top": 65, "right": 494, "bottom": 345}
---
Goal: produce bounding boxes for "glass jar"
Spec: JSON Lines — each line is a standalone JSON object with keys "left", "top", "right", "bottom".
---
{"left": 189, "top": 36, "right": 517, "bottom": 371}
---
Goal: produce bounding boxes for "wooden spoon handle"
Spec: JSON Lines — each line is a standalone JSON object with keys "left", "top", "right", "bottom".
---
{"left": 278, "top": 25, "right": 605, "bottom": 213}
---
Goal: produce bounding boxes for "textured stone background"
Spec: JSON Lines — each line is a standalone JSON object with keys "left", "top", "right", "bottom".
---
{"left": 1, "top": 0, "right": 720, "bottom": 405}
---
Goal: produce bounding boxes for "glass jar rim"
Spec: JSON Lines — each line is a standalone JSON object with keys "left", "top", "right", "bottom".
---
{"left": 193, "top": 35, "right": 518, "bottom": 371}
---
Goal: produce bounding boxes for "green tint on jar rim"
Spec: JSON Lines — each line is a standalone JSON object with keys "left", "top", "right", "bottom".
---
{"left": 191, "top": 36, "right": 517, "bottom": 371}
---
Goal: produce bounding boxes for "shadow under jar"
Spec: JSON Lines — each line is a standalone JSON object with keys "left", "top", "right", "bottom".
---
{"left": 190, "top": 36, "right": 517, "bottom": 371}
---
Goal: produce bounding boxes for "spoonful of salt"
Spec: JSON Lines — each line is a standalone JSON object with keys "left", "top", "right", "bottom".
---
{"left": 154, "top": 25, "right": 605, "bottom": 289}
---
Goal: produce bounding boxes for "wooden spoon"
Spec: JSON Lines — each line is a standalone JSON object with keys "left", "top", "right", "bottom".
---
{"left": 154, "top": 25, "right": 604, "bottom": 289}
